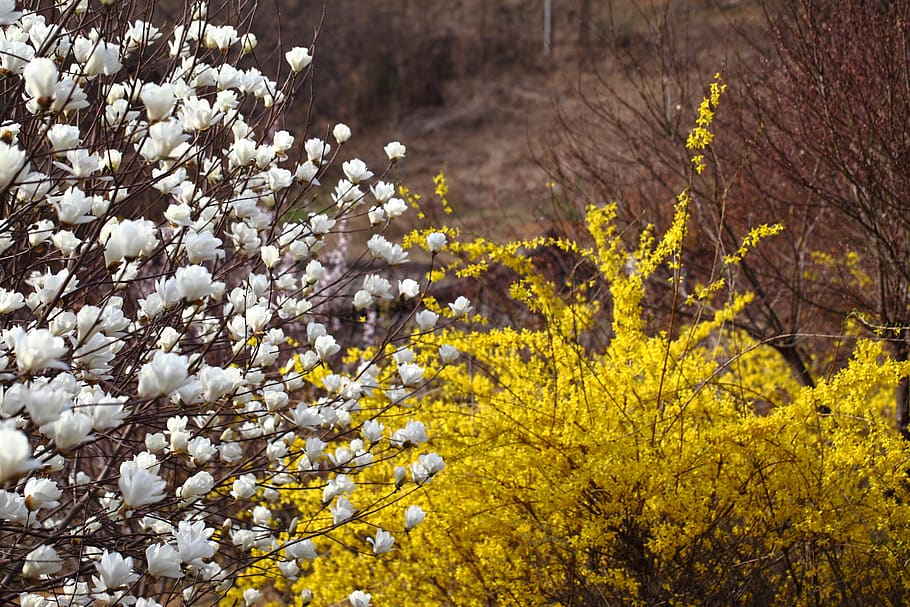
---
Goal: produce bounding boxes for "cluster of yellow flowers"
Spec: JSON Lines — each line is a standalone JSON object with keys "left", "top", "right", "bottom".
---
{"left": 234, "top": 77, "right": 910, "bottom": 607}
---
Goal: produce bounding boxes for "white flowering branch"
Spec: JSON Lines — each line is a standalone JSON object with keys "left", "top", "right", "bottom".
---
{"left": 0, "top": 2, "right": 459, "bottom": 607}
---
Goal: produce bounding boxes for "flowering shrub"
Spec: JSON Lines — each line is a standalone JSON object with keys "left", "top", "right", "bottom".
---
{"left": 290, "top": 79, "right": 910, "bottom": 605}
{"left": 0, "top": 2, "right": 450, "bottom": 606}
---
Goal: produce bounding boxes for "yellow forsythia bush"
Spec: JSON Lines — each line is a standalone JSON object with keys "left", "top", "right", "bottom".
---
{"left": 236, "top": 78, "right": 910, "bottom": 607}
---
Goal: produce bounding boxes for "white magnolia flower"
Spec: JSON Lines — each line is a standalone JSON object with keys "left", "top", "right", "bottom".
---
{"left": 410, "top": 452, "right": 446, "bottom": 484}
{"left": 203, "top": 24, "right": 238, "bottom": 52}
{"left": 383, "top": 141, "right": 406, "bottom": 162}
{"left": 332, "top": 123, "right": 351, "bottom": 144}
{"left": 174, "top": 519, "right": 215, "bottom": 565}
{"left": 314, "top": 334, "right": 340, "bottom": 360}
{"left": 73, "top": 36, "right": 121, "bottom": 76}
{"left": 28, "top": 219, "right": 53, "bottom": 248}
{"left": 0, "top": 141, "right": 26, "bottom": 190}
{"left": 184, "top": 230, "right": 224, "bottom": 263}
{"left": 260, "top": 245, "right": 280, "bottom": 269}
{"left": 102, "top": 148, "right": 122, "bottom": 171}
{"left": 367, "top": 528, "right": 395, "bottom": 555}
{"left": 384, "top": 196, "right": 408, "bottom": 219}
{"left": 361, "top": 420, "right": 384, "bottom": 444}
{"left": 9, "top": 328, "right": 68, "bottom": 373}
{"left": 231, "top": 473, "right": 257, "bottom": 499}
{"left": 285, "top": 46, "right": 312, "bottom": 72}
{"left": 23, "top": 57, "right": 58, "bottom": 105}
{"left": 137, "top": 350, "right": 191, "bottom": 398}
{"left": 285, "top": 538, "right": 317, "bottom": 562}
{"left": 0, "top": 287, "right": 25, "bottom": 314}
{"left": 92, "top": 550, "right": 139, "bottom": 592}
{"left": 404, "top": 504, "right": 426, "bottom": 530}
{"left": 415, "top": 310, "right": 439, "bottom": 331}
{"left": 46, "top": 124, "right": 80, "bottom": 154}
{"left": 59, "top": 148, "right": 102, "bottom": 178}
{"left": 140, "top": 83, "right": 176, "bottom": 121}
{"left": 426, "top": 231, "right": 447, "bottom": 253}
{"left": 397, "top": 362, "right": 424, "bottom": 387}
{"left": 22, "top": 545, "right": 62, "bottom": 578}
{"left": 119, "top": 460, "right": 167, "bottom": 508}
{"left": 330, "top": 496, "right": 355, "bottom": 524}
{"left": 45, "top": 410, "right": 93, "bottom": 450}
{"left": 146, "top": 543, "right": 183, "bottom": 579}
{"left": 23, "top": 477, "right": 61, "bottom": 511}
{"left": 448, "top": 295, "right": 473, "bottom": 317}
{"left": 240, "top": 32, "right": 257, "bottom": 53}
{"left": 177, "top": 471, "right": 214, "bottom": 503}
{"left": 48, "top": 186, "right": 96, "bottom": 225}
{"left": 124, "top": 20, "right": 162, "bottom": 51}
{"left": 199, "top": 365, "right": 242, "bottom": 402}
{"left": 348, "top": 590, "right": 372, "bottom": 607}
{"left": 294, "top": 160, "right": 319, "bottom": 184}
{"left": 304, "top": 138, "right": 330, "bottom": 165}
{"left": 398, "top": 278, "right": 420, "bottom": 299}
{"left": 439, "top": 344, "right": 460, "bottom": 363}
{"left": 342, "top": 158, "right": 373, "bottom": 184}
{"left": 102, "top": 218, "right": 159, "bottom": 267}
{"left": 52, "top": 230, "right": 82, "bottom": 255}
{"left": 243, "top": 588, "right": 261, "bottom": 607}
{"left": 0, "top": 0, "right": 22, "bottom": 24}
{"left": 0, "top": 40, "right": 32, "bottom": 74}
{"left": 391, "top": 420, "right": 428, "bottom": 447}
{"left": 174, "top": 265, "right": 223, "bottom": 301}
{"left": 179, "top": 96, "right": 221, "bottom": 131}
{"left": 187, "top": 436, "right": 217, "bottom": 466}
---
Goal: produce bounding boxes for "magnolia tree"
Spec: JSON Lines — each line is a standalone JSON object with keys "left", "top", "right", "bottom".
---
{"left": 0, "top": 1, "right": 454, "bottom": 606}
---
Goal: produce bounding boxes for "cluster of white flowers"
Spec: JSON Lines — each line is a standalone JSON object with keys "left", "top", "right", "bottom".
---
{"left": 0, "top": 2, "right": 460, "bottom": 606}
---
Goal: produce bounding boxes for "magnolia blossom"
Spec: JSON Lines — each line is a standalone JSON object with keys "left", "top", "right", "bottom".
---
{"left": 439, "top": 344, "right": 460, "bottom": 363}
{"left": 24, "top": 478, "right": 62, "bottom": 511}
{"left": 137, "top": 350, "right": 191, "bottom": 398}
{"left": 23, "top": 57, "right": 59, "bottom": 105}
{"left": 333, "top": 123, "right": 351, "bottom": 143}
{"left": 0, "top": 141, "right": 26, "bottom": 190}
{"left": 314, "top": 334, "right": 340, "bottom": 360}
{"left": 404, "top": 504, "right": 426, "bottom": 530}
{"left": 285, "top": 46, "right": 312, "bottom": 72}
{"left": 231, "top": 474, "right": 257, "bottom": 499}
{"left": 348, "top": 590, "right": 372, "bottom": 607}
{"left": 449, "top": 295, "right": 473, "bottom": 317}
{"left": 8, "top": 328, "right": 68, "bottom": 373}
{"left": 0, "top": 287, "right": 25, "bottom": 314}
{"left": 119, "top": 460, "right": 167, "bottom": 508}
{"left": 140, "top": 83, "right": 176, "bottom": 121}
{"left": 330, "top": 496, "right": 355, "bottom": 525}
{"left": 102, "top": 218, "right": 159, "bottom": 267}
{"left": 174, "top": 520, "right": 215, "bottom": 566}
{"left": 415, "top": 310, "right": 439, "bottom": 331}
{"left": 426, "top": 231, "right": 447, "bottom": 253}
{"left": 391, "top": 420, "right": 428, "bottom": 447}
{"left": 285, "top": 538, "right": 317, "bottom": 562}
{"left": 398, "top": 278, "right": 420, "bottom": 299}
{"left": 0, "top": 0, "right": 21, "bottom": 24}
{"left": 22, "top": 545, "right": 63, "bottom": 578}
{"left": 397, "top": 362, "right": 424, "bottom": 387}
{"left": 367, "top": 528, "right": 395, "bottom": 555}
{"left": 178, "top": 471, "right": 214, "bottom": 503}
{"left": 93, "top": 550, "right": 139, "bottom": 592}
{"left": 45, "top": 410, "right": 94, "bottom": 451}
{"left": 146, "top": 543, "right": 183, "bottom": 579}
{"left": 342, "top": 159, "right": 373, "bottom": 184}
{"left": 0, "top": 4, "right": 431, "bottom": 603}
{"left": 384, "top": 141, "right": 406, "bottom": 162}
